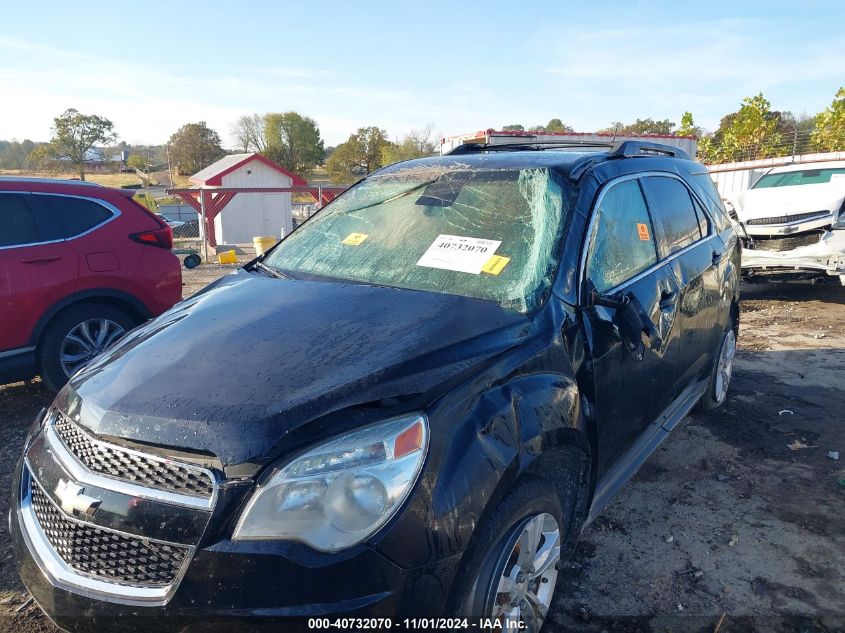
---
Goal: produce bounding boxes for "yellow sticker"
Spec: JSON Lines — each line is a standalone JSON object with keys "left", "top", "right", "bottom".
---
{"left": 637, "top": 223, "right": 650, "bottom": 241}
{"left": 342, "top": 232, "right": 369, "bottom": 246}
{"left": 482, "top": 255, "right": 511, "bottom": 275}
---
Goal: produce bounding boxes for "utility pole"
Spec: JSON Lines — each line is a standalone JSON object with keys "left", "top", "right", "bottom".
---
{"left": 199, "top": 190, "right": 209, "bottom": 263}
{"left": 166, "top": 144, "right": 174, "bottom": 188}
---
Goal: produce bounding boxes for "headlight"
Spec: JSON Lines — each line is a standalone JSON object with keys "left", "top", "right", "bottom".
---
{"left": 835, "top": 210, "right": 845, "bottom": 229}
{"left": 233, "top": 413, "right": 428, "bottom": 551}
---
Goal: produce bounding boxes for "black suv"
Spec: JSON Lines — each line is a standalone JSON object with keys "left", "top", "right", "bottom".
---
{"left": 12, "top": 141, "right": 740, "bottom": 632}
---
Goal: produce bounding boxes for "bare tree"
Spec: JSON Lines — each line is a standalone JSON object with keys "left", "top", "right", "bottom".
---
{"left": 407, "top": 124, "right": 436, "bottom": 155}
{"left": 231, "top": 114, "right": 267, "bottom": 153}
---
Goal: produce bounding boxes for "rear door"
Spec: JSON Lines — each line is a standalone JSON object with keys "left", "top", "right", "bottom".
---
{"left": 27, "top": 193, "right": 124, "bottom": 291}
{"left": 0, "top": 192, "right": 78, "bottom": 351}
{"left": 640, "top": 175, "right": 722, "bottom": 393}
{"left": 582, "top": 177, "right": 681, "bottom": 480}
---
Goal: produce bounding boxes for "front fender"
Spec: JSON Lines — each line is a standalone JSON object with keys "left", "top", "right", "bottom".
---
{"left": 371, "top": 370, "right": 590, "bottom": 571}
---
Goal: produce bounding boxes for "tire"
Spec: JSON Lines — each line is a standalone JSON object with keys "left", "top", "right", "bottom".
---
{"left": 184, "top": 253, "right": 201, "bottom": 269}
{"left": 38, "top": 303, "right": 135, "bottom": 392}
{"left": 450, "top": 477, "right": 564, "bottom": 632}
{"left": 698, "top": 317, "right": 738, "bottom": 411}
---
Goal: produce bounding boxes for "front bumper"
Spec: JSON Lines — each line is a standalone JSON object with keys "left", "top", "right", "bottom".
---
{"left": 11, "top": 421, "right": 458, "bottom": 632}
{"left": 741, "top": 229, "right": 845, "bottom": 277}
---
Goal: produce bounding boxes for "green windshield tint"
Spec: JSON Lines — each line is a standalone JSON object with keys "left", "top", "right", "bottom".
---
{"left": 264, "top": 165, "right": 572, "bottom": 312}
{"left": 753, "top": 167, "right": 845, "bottom": 188}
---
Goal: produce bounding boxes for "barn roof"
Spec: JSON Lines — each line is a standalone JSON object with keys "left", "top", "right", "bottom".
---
{"left": 190, "top": 153, "right": 307, "bottom": 186}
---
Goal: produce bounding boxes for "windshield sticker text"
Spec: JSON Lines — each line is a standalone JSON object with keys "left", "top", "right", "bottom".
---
{"left": 481, "top": 255, "right": 511, "bottom": 275}
{"left": 342, "top": 232, "right": 369, "bottom": 246}
{"left": 417, "top": 234, "right": 502, "bottom": 274}
{"left": 637, "top": 223, "right": 650, "bottom": 241}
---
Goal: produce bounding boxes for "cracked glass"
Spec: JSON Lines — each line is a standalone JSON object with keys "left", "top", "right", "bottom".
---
{"left": 264, "top": 164, "right": 573, "bottom": 313}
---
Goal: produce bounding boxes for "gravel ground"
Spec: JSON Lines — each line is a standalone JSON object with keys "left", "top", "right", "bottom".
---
{"left": 0, "top": 268, "right": 843, "bottom": 632}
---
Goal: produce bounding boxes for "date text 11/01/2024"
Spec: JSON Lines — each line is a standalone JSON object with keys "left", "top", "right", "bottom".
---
{"left": 307, "top": 618, "right": 527, "bottom": 630}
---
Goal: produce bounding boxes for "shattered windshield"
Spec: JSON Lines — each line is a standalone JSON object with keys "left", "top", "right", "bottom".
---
{"left": 263, "top": 163, "right": 573, "bottom": 312}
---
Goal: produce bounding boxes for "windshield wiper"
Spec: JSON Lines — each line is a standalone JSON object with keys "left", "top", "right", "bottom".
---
{"left": 340, "top": 179, "right": 438, "bottom": 215}
{"left": 251, "top": 261, "right": 289, "bottom": 279}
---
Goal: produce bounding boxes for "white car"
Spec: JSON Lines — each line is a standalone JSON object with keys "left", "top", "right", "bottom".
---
{"left": 736, "top": 161, "right": 845, "bottom": 284}
{"left": 160, "top": 214, "right": 186, "bottom": 230}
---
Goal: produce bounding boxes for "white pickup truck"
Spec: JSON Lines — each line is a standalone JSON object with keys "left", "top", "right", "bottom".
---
{"left": 736, "top": 161, "right": 845, "bottom": 284}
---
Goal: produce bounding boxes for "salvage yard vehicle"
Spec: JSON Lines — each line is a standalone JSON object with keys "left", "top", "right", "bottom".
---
{"left": 736, "top": 161, "right": 845, "bottom": 284}
{"left": 12, "top": 140, "right": 740, "bottom": 632}
{"left": 0, "top": 178, "right": 182, "bottom": 391}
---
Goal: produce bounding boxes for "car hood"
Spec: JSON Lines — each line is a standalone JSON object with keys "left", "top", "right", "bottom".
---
{"left": 67, "top": 270, "right": 529, "bottom": 469}
{"left": 737, "top": 183, "right": 845, "bottom": 222}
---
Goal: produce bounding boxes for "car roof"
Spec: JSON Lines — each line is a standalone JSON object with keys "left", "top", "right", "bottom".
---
{"left": 0, "top": 176, "right": 103, "bottom": 187}
{"left": 0, "top": 176, "right": 132, "bottom": 198}
{"left": 374, "top": 149, "right": 698, "bottom": 183}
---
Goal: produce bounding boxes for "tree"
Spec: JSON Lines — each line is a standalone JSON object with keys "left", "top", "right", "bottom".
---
{"left": 676, "top": 112, "right": 702, "bottom": 138}
{"left": 381, "top": 125, "right": 437, "bottom": 165}
{"left": 600, "top": 118, "right": 676, "bottom": 136}
{"left": 48, "top": 108, "right": 116, "bottom": 180}
{"left": 262, "top": 112, "right": 324, "bottom": 177}
{"left": 0, "top": 139, "right": 36, "bottom": 169}
{"left": 231, "top": 114, "right": 267, "bottom": 152}
{"left": 709, "top": 94, "right": 782, "bottom": 162}
{"left": 168, "top": 122, "right": 226, "bottom": 175}
{"left": 812, "top": 87, "right": 845, "bottom": 151}
{"left": 502, "top": 124, "right": 525, "bottom": 131}
{"left": 545, "top": 118, "right": 574, "bottom": 133}
{"left": 126, "top": 154, "right": 146, "bottom": 171}
{"left": 529, "top": 118, "right": 574, "bottom": 133}
{"left": 26, "top": 143, "right": 63, "bottom": 174}
{"left": 326, "top": 127, "right": 390, "bottom": 183}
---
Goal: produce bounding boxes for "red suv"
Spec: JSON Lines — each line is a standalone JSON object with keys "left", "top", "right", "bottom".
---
{"left": 0, "top": 178, "right": 182, "bottom": 390}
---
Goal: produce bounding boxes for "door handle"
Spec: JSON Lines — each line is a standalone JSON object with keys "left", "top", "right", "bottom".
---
{"left": 20, "top": 255, "right": 62, "bottom": 264}
{"left": 659, "top": 290, "right": 678, "bottom": 311}
{"left": 712, "top": 249, "right": 725, "bottom": 266}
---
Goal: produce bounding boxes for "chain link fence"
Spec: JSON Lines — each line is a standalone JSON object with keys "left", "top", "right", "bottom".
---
{"left": 700, "top": 128, "right": 845, "bottom": 164}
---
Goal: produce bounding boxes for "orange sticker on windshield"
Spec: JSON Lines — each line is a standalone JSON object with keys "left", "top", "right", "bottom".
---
{"left": 342, "top": 232, "right": 369, "bottom": 246}
{"left": 482, "top": 255, "right": 511, "bottom": 275}
{"left": 637, "top": 223, "right": 650, "bottom": 241}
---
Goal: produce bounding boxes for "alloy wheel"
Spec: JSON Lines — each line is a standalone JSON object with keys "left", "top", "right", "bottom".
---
{"left": 59, "top": 318, "right": 125, "bottom": 378}
{"left": 714, "top": 329, "right": 737, "bottom": 403}
{"left": 490, "top": 513, "right": 561, "bottom": 632}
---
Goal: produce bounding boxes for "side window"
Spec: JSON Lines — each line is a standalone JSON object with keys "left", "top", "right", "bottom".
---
{"left": 30, "top": 195, "right": 113, "bottom": 238}
{"left": 587, "top": 180, "right": 658, "bottom": 293}
{"left": 0, "top": 193, "right": 39, "bottom": 247}
{"left": 692, "top": 173, "right": 732, "bottom": 233}
{"left": 641, "top": 176, "right": 701, "bottom": 256}
{"left": 692, "top": 198, "right": 710, "bottom": 237}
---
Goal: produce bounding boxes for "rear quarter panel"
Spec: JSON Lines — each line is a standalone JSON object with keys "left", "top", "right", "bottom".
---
{"left": 72, "top": 192, "right": 182, "bottom": 316}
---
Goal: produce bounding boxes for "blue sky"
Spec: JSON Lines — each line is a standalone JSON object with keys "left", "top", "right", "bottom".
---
{"left": 1, "top": 0, "right": 843, "bottom": 147}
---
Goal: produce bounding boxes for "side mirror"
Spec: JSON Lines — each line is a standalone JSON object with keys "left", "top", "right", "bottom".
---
{"left": 589, "top": 286, "right": 662, "bottom": 360}
{"left": 589, "top": 287, "right": 629, "bottom": 310}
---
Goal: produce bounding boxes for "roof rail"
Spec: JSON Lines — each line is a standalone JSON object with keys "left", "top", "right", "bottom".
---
{"left": 0, "top": 176, "right": 104, "bottom": 187}
{"left": 445, "top": 139, "right": 615, "bottom": 155}
{"left": 608, "top": 140, "right": 689, "bottom": 161}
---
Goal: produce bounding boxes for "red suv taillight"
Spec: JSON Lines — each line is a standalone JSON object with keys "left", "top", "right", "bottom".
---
{"left": 130, "top": 226, "right": 173, "bottom": 249}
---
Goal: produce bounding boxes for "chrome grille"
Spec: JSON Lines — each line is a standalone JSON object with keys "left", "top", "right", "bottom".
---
{"left": 30, "top": 479, "right": 188, "bottom": 587}
{"left": 54, "top": 414, "right": 214, "bottom": 498}
{"left": 746, "top": 211, "right": 830, "bottom": 226}
{"left": 753, "top": 232, "right": 824, "bottom": 252}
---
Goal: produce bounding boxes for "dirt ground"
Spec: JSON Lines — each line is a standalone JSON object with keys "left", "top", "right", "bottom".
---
{"left": 0, "top": 267, "right": 843, "bottom": 632}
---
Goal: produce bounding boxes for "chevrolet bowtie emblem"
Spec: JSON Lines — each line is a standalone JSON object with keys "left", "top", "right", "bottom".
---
{"left": 55, "top": 480, "right": 102, "bottom": 517}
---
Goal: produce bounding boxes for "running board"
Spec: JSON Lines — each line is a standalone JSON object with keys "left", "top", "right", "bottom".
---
{"left": 585, "top": 378, "right": 708, "bottom": 525}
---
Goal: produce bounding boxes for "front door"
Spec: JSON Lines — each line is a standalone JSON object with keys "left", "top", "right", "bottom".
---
{"left": 581, "top": 178, "right": 682, "bottom": 484}
{"left": 0, "top": 192, "right": 78, "bottom": 352}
